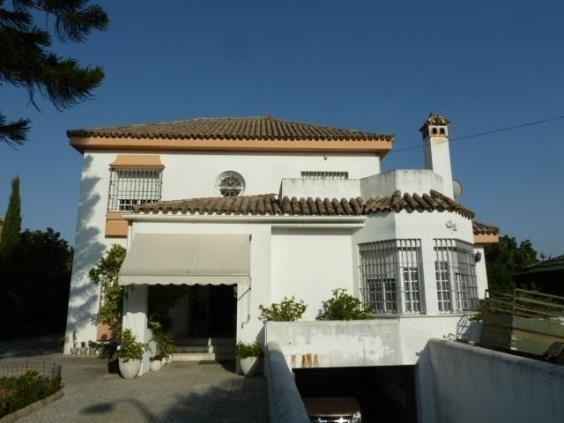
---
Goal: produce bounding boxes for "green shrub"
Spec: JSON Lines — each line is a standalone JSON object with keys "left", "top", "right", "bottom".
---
{"left": 235, "top": 342, "right": 263, "bottom": 358}
{"left": 148, "top": 320, "right": 177, "bottom": 358}
{"left": 259, "top": 296, "right": 307, "bottom": 321}
{"left": 0, "top": 370, "right": 61, "bottom": 417}
{"left": 317, "top": 289, "right": 373, "bottom": 320}
{"left": 113, "top": 329, "right": 146, "bottom": 362}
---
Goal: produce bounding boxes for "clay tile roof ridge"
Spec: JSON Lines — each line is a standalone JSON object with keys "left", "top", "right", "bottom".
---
{"left": 67, "top": 115, "right": 394, "bottom": 141}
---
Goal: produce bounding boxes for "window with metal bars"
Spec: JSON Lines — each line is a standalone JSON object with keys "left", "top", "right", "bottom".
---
{"left": 107, "top": 168, "right": 162, "bottom": 211}
{"left": 301, "top": 171, "right": 349, "bottom": 180}
{"left": 359, "top": 239, "right": 423, "bottom": 315}
{"left": 433, "top": 239, "right": 479, "bottom": 312}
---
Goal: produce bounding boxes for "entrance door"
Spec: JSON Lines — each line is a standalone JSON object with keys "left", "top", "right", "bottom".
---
{"left": 209, "top": 285, "right": 236, "bottom": 336}
{"left": 186, "top": 285, "right": 236, "bottom": 337}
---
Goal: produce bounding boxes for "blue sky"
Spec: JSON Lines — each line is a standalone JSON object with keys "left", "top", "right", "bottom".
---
{"left": 1, "top": 0, "right": 563, "bottom": 256}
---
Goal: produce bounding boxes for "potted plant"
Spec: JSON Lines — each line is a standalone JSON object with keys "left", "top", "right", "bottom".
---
{"left": 150, "top": 353, "right": 164, "bottom": 371}
{"left": 235, "top": 342, "right": 263, "bottom": 376}
{"left": 113, "top": 329, "right": 146, "bottom": 379}
{"left": 149, "top": 320, "right": 177, "bottom": 367}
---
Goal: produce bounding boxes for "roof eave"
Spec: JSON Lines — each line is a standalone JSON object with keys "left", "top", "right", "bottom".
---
{"left": 69, "top": 135, "right": 394, "bottom": 155}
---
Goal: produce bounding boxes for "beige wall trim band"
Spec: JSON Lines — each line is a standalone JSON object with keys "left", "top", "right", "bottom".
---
{"left": 71, "top": 136, "right": 393, "bottom": 156}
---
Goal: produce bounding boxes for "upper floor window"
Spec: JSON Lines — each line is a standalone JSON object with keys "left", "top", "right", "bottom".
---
{"left": 108, "top": 168, "right": 163, "bottom": 211}
{"left": 434, "top": 239, "right": 479, "bottom": 312}
{"left": 301, "top": 171, "right": 349, "bottom": 180}
{"left": 216, "top": 171, "right": 245, "bottom": 197}
{"left": 359, "top": 239, "right": 423, "bottom": 315}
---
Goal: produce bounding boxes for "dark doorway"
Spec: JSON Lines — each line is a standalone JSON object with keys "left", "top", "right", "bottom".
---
{"left": 210, "top": 285, "right": 237, "bottom": 336}
{"left": 186, "top": 285, "right": 236, "bottom": 337}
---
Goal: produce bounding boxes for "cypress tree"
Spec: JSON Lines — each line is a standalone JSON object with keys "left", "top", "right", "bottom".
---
{"left": 0, "top": 177, "right": 22, "bottom": 258}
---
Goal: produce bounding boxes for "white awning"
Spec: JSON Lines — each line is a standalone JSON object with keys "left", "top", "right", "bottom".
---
{"left": 118, "top": 234, "right": 250, "bottom": 286}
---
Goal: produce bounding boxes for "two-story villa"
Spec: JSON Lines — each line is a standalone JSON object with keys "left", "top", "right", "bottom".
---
{"left": 64, "top": 114, "right": 499, "bottom": 370}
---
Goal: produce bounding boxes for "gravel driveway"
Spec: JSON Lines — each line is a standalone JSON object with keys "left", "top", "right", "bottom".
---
{"left": 0, "top": 337, "right": 268, "bottom": 423}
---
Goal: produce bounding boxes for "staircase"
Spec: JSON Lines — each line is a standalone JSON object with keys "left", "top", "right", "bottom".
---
{"left": 173, "top": 337, "right": 236, "bottom": 362}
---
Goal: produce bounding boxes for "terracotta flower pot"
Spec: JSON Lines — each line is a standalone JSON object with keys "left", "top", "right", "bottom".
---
{"left": 119, "top": 358, "right": 141, "bottom": 379}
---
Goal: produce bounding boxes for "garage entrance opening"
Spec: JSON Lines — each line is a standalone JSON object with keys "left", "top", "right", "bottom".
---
{"left": 294, "top": 366, "right": 417, "bottom": 423}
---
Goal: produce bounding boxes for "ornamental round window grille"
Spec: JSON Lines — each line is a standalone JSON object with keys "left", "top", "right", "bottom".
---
{"left": 216, "top": 171, "right": 245, "bottom": 197}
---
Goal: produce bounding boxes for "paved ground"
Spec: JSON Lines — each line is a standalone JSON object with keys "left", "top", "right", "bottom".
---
{"left": 0, "top": 337, "right": 268, "bottom": 423}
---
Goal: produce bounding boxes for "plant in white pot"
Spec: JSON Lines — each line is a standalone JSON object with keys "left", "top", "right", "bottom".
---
{"left": 114, "top": 329, "right": 146, "bottom": 379}
{"left": 150, "top": 353, "right": 164, "bottom": 372}
{"left": 236, "top": 342, "right": 262, "bottom": 376}
{"left": 149, "top": 320, "right": 177, "bottom": 367}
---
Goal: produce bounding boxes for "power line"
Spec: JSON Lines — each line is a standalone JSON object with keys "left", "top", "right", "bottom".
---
{"left": 391, "top": 113, "right": 564, "bottom": 154}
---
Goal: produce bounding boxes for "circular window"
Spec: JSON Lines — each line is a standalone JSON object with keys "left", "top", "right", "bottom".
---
{"left": 215, "top": 171, "right": 245, "bottom": 197}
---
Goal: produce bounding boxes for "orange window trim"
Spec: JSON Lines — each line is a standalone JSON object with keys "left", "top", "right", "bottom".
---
{"left": 105, "top": 212, "right": 128, "bottom": 238}
{"left": 474, "top": 233, "right": 499, "bottom": 244}
{"left": 110, "top": 154, "right": 164, "bottom": 169}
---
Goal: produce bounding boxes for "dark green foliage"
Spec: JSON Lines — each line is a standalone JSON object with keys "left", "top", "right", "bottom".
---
{"left": 88, "top": 245, "right": 126, "bottom": 339}
{"left": 485, "top": 235, "right": 539, "bottom": 293}
{"left": 0, "top": 177, "right": 21, "bottom": 259}
{"left": 258, "top": 296, "right": 307, "bottom": 321}
{"left": 0, "top": 228, "right": 72, "bottom": 339}
{"left": 0, "top": 369, "right": 61, "bottom": 417}
{"left": 317, "top": 288, "right": 373, "bottom": 321}
{"left": 235, "top": 342, "right": 262, "bottom": 359}
{"left": 148, "top": 285, "right": 185, "bottom": 330}
{"left": 0, "top": 0, "right": 109, "bottom": 146}
{"left": 113, "top": 329, "right": 145, "bottom": 362}
{"left": 148, "top": 320, "right": 177, "bottom": 359}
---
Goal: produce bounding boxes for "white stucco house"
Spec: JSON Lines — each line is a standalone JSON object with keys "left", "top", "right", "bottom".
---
{"left": 63, "top": 114, "right": 499, "bottom": 371}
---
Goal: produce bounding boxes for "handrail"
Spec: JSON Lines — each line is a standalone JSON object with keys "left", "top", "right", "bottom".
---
{"left": 484, "top": 288, "right": 564, "bottom": 321}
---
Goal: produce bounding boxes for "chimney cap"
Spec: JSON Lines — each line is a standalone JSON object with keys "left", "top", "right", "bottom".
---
{"left": 419, "top": 113, "right": 450, "bottom": 132}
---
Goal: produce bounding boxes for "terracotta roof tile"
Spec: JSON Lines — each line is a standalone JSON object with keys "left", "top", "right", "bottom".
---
{"left": 472, "top": 221, "right": 500, "bottom": 235}
{"left": 134, "top": 190, "right": 476, "bottom": 219}
{"left": 68, "top": 116, "right": 393, "bottom": 142}
{"left": 419, "top": 113, "right": 450, "bottom": 131}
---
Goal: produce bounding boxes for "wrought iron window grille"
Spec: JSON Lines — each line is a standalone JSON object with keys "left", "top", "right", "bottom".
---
{"left": 433, "top": 239, "right": 479, "bottom": 313}
{"left": 359, "top": 239, "right": 423, "bottom": 315}
{"left": 108, "top": 168, "right": 162, "bottom": 211}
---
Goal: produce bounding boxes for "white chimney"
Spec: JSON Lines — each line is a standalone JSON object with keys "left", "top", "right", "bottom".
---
{"left": 419, "top": 113, "right": 454, "bottom": 198}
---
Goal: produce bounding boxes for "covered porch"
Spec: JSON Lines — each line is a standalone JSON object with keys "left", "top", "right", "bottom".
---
{"left": 118, "top": 233, "right": 251, "bottom": 375}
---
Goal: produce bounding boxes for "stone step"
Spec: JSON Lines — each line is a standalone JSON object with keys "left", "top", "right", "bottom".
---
{"left": 172, "top": 352, "right": 235, "bottom": 362}
{"left": 176, "top": 345, "right": 235, "bottom": 354}
{"left": 176, "top": 337, "right": 235, "bottom": 347}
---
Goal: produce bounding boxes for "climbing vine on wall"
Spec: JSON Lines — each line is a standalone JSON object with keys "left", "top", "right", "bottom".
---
{"left": 89, "top": 244, "right": 126, "bottom": 339}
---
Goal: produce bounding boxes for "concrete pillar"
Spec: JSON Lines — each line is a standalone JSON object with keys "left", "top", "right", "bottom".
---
{"left": 420, "top": 237, "right": 439, "bottom": 315}
{"left": 474, "top": 246, "right": 488, "bottom": 299}
{"left": 122, "top": 285, "right": 150, "bottom": 375}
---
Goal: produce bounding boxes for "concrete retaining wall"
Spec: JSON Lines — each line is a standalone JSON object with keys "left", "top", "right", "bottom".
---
{"left": 417, "top": 339, "right": 564, "bottom": 423}
{"left": 265, "top": 316, "right": 467, "bottom": 368}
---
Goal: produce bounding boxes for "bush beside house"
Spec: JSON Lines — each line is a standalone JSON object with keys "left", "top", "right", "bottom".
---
{"left": 317, "top": 289, "right": 373, "bottom": 321}
{"left": 259, "top": 296, "right": 307, "bottom": 321}
{"left": 0, "top": 369, "right": 62, "bottom": 418}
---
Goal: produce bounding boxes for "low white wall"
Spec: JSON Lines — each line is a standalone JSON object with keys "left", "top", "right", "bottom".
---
{"left": 265, "top": 315, "right": 467, "bottom": 368}
{"left": 279, "top": 178, "right": 361, "bottom": 199}
{"left": 360, "top": 169, "right": 445, "bottom": 198}
{"left": 417, "top": 339, "right": 564, "bottom": 423}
